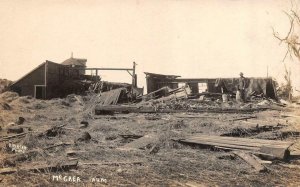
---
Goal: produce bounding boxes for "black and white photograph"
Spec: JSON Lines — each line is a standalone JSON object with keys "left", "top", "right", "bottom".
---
{"left": 0, "top": 0, "right": 300, "bottom": 186}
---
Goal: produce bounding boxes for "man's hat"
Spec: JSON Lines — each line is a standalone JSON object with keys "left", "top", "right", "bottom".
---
{"left": 240, "top": 72, "right": 244, "bottom": 76}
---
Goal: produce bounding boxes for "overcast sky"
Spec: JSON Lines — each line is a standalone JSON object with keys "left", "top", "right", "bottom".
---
{"left": 0, "top": 0, "right": 299, "bottom": 92}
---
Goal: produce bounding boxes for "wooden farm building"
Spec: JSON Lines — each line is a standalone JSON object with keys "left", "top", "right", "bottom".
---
{"left": 10, "top": 57, "right": 89, "bottom": 99}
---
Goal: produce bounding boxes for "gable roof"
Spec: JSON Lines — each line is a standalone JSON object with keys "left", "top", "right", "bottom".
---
{"left": 61, "top": 57, "right": 87, "bottom": 66}
{"left": 10, "top": 62, "right": 46, "bottom": 87}
{"left": 10, "top": 60, "right": 61, "bottom": 87}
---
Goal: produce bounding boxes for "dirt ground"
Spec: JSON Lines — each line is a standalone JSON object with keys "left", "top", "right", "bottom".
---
{"left": 1, "top": 92, "right": 300, "bottom": 186}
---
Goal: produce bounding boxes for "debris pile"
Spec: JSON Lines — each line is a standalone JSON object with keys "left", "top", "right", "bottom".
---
{"left": 1, "top": 81, "right": 300, "bottom": 186}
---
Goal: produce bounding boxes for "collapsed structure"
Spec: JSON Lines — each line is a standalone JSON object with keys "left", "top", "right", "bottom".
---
{"left": 145, "top": 72, "right": 277, "bottom": 99}
{"left": 9, "top": 54, "right": 277, "bottom": 103}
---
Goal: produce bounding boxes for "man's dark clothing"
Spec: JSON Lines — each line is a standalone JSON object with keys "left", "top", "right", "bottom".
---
{"left": 238, "top": 76, "right": 246, "bottom": 91}
{"left": 237, "top": 76, "right": 246, "bottom": 102}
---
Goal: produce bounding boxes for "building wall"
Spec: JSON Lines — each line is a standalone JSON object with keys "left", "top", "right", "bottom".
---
{"left": 46, "top": 61, "right": 64, "bottom": 99}
{"left": 146, "top": 77, "right": 178, "bottom": 93}
{"left": 46, "top": 61, "right": 83, "bottom": 99}
{"left": 10, "top": 61, "right": 84, "bottom": 99}
{"left": 10, "top": 63, "right": 46, "bottom": 97}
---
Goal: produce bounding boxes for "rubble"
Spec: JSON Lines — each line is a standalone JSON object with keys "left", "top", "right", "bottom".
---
{"left": 0, "top": 76, "right": 300, "bottom": 186}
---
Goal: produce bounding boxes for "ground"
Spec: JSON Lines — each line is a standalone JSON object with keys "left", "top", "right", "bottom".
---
{"left": 0, "top": 92, "right": 300, "bottom": 187}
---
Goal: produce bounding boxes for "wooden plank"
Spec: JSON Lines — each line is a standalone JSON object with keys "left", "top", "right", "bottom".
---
{"left": 230, "top": 116, "right": 257, "bottom": 121}
{"left": 0, "top": 161, "right": 78, "bottom": 175}
{"left": 188, "top": 137, "right": 291, "bottom": 148}
{"left": 281, "top": 114, "right": 300, "bottom": 118}
{"left": 0, "top": 133, "right": 27, "bottom": 142}
{"left": 179, "top": 134, "right": 293, "bottom": 160}
{"left": 233, "top": 151, "right": 267, "bottom": 172}
{"left": 0, "top": 168, "right": 17, "bottom": 175}
{"left": 98, "top": 88, "right": 125, "bottom": 105}
{"left": 186, "top": 134, "right": 293, "bottom": 147}
{"left": 44, "top": 142, "right": 73, "bottom": 150}
{"left": 80, "top": 161, "right": 143, "bottom": 166}
{"left": 259, "top": 146, "right": 290, "bottom": 160}
{"left": 95, "top": 105, "right": 272, "bottom": 115}
{"left": 119, "top": 134, "right": 143, "bottom": 139}
{"left": 174, "top": 114, "right": 219, "bottom": 119}
{"left": 180, "top": 139, "right": 261, "bottom": 151}
{"left": 26, "top": 160, "right": 78, "bottom": 173}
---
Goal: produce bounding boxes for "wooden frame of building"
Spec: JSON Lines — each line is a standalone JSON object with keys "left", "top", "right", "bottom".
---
{"left": 144, "top": 72, "right": 277, "bottom": 99}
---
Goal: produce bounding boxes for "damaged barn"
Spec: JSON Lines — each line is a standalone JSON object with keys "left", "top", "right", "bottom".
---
{"left": 145, "top": 72, "right": 277, "bottom": 101}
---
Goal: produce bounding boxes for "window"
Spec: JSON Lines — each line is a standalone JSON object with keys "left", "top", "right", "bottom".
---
{"left": 178, "top": 82, "right": 186, "bottom": 88}
{"left": 198, "top": 83, "right": 207, "bottom": 93}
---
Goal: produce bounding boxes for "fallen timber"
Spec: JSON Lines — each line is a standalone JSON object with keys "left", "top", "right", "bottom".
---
{"left": 176, "top": 134, "right": 294, "bottom": 160}
{"left": 0, "top": 161, "right": 78, "bottom": 175}
{"left": 95, "top": 105, "right": 278, "bottom": 115}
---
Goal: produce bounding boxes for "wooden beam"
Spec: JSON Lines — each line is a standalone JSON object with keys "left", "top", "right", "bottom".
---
{"left": 0, "top": 161, "right": 78, "bottom": 175}
{"left": 233, "top": 151, "right": 267, "bottom": 172}
{"left": 77, "top": 68, "right": 133, "bottom": 71}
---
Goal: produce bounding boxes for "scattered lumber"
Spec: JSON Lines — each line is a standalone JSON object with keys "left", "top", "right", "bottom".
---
{"left": 95, "top": 105, "right": 273, "bottom": 115}
{"left": 281, "top": 114, "right": 300, "bottom": 118}
{"left": 66, "top": 150, "right": 86, "bottom": 156}
{"left": 2, "top": 150, "right": 39, "bottom": 166}
{"left": 220, "top": 124, "right": 285, "bottom": 137}
{"left": 0, "top": 168, "right": 17, "bottom": 175}
{"left": 0, "top": 132, "right": 28, "bottom": 142}
{"left": 141, "top": 86, "right": 172, "bottom": 101}
{"left": 178, "top": 134, "right": 294, "bottom": 160}
{"left": 27, "top": 160, "right": 78, "bottom": 173}
{"left": 119, "top": 134, "right": 143, "bottom": 139}
{"left": 37, "top": 124, "right": 66, "bottom": 137}
{"left": 44, "top": 142, "right": 73, "bottom": 150}
{"left": 97, "top": 88, "right": 125, "bottom": 105}
{"left": 95, "top": 105, "right": 155, "bottom": 115}
{"left": 0, "top": 161, "right": 78, "bottom": 175}
{"left": 233, "top": 151, "right": 267, "bottom": 172}
{"left": 7, "top": 127, "right": 24, "bottom": 134}
{"left": 149, "top": 144, "right": 160, "bottom": 154}
{"left": 80, "top": 161, "right": 143, "bottom": 166}
{"left": 118, "top": 133, "right": 158, "bottom": 151}
{"left": 145, "top": 86, "right": 192, "bottom": 103}
{"left": 230, "top": 116, "right": 257, "bottom": 121}
{"left": 174, "top": 114, "right": 219, "bottom": 119}
{"left": 279, "top": 163, "right": 300, "bottom": 169}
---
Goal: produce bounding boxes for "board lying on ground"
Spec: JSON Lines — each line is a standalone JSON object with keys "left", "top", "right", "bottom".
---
{"left": 0, "top": 161, "right": 78, "bottom": 175}
{"left": 177, "top": 134, "right": 294, "bottom": 160}
{"left": 95, "top": 105, "right": 276, "bottom": 115}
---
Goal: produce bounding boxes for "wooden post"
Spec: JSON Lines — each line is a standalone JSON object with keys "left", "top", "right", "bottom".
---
{"left": 132, "top": 62, "right": 136, "bottom": 87}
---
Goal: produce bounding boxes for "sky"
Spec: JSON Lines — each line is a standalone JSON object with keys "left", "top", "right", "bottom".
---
{"left": 0, "top": 0, "right": 299, "bottom": 94}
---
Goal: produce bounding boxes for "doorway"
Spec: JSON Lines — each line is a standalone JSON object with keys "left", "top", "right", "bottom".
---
{"left": 34, "top": 85, "right": 46, "bottom": 99}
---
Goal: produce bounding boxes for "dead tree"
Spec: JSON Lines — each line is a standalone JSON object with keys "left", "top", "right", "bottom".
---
{"left": 272, "top": 2, "right": 299, "bottom": 100}
{"left": 272, "top": 6, "right": 300, "bottom": 62}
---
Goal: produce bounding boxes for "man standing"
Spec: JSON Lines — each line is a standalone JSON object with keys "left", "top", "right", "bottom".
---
{"left": 237, "top": 72, "right": 246, "bottom": 102}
